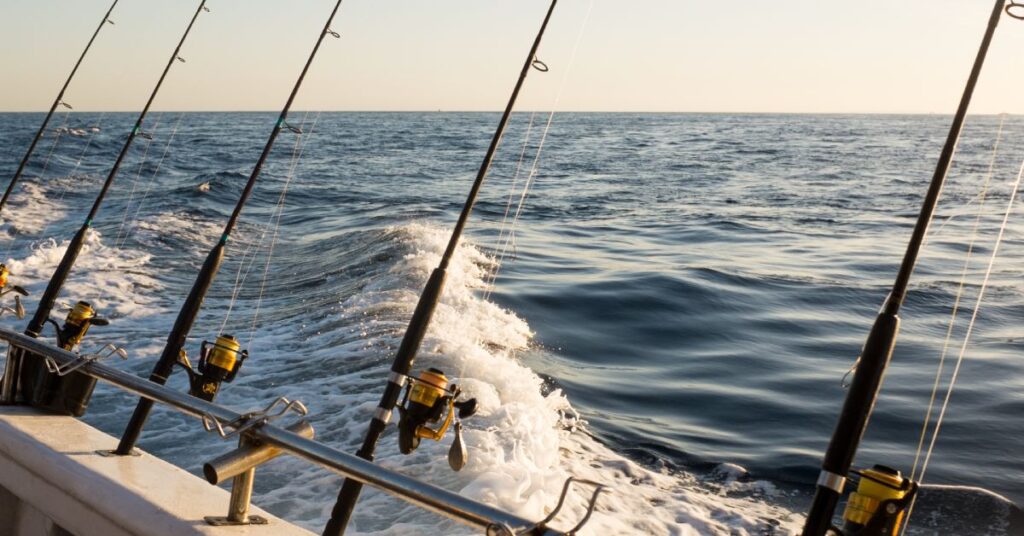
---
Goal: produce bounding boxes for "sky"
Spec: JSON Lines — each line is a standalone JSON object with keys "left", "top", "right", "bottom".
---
{"left": 1, "top": 0, "right": 1023, "bottom": 114}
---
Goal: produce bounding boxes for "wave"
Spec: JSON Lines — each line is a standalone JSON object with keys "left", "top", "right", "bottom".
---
{"left": 4, "top": 229, "right": 163, "bottom": 320}
{"left": 242, "top": 221, "right": 803, "bottom": 535}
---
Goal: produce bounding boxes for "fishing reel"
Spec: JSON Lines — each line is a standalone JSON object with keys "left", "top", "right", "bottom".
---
{"left": 0, "top": 264, "right": 29, "bottom": 319}
{"left": 396, "top": 368, "right": 478, "bottom": 471}
{"left": 177, "top": 334, "right": 249, "bottom": 402}
{"left": 28, "top": 300, "right": 112, "bottom": 416}
{"left": 833, "top": 465, "right": 918, "bottom": 536}
{"left": 47, "top": 300, "right": 110, "bottom": 351}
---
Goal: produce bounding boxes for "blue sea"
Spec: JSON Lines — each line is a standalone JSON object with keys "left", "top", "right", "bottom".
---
{"left": 1, "top": 111, "right": 1022, "bottom": 535}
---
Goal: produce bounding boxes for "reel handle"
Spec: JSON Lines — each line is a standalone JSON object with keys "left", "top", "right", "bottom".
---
{"left": 455, "top": 398, "right": 477, "bottom": 419}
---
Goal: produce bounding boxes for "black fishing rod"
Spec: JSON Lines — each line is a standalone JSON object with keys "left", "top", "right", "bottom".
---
{"left": 802, "top": 1, "right": 1011, "bottom": 534}
{"left": 321, "top": 2, "right": 557, "bottom": 534}
{"left": 12, "top": 0, "right": 210, "bottom": 410}
{"left": 0, "top": 0, "right": 119, "bottom": 215}
{"left": 114, "top": 0, "right": 346, "bottom": 456}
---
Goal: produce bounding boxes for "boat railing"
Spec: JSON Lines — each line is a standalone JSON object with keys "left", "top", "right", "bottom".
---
{"left": 0, "top": 327, "right": 604, "bottom": 535}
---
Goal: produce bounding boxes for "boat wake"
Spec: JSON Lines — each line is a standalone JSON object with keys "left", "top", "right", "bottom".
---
{"left": 232, "top": 221, "right": 805, "bottom": 535}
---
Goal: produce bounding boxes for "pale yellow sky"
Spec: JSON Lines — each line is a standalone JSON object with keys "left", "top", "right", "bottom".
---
{"left": 1, "top": 0, "right": 1022, "bottom": 114}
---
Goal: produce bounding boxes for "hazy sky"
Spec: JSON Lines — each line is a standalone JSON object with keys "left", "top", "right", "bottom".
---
{"left": 1, "top": 1, "right": 1022, "bottom": 114}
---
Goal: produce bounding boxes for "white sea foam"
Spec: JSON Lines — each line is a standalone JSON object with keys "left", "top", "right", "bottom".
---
{"left": 246, "top": 222, "right": 802, "bottom": 535}
{"left": 0, "top": 181, "right": 68, "bottom": 237}
{"left": 4, "top": 229, "right": 163, "bottom": 319}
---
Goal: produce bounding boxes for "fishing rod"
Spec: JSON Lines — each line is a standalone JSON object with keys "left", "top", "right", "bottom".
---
{"left": 0, "top": 0, "right": 119, "bottom": 216}
{"left": 321, "top": 1, "right": 557, "bottom": 534}
{"left": 802, "top": 1, "right": 1014, "bottom": 534}
{"left": 11, "top": 0, "right": 211, "bottom": 415}
{"left": 113, "top": 0, "right": 346, "bottom": 456}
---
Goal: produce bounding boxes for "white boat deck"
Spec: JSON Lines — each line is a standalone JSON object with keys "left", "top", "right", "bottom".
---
{"left": 0, "top": 406, "right": 312, "bottom": 536}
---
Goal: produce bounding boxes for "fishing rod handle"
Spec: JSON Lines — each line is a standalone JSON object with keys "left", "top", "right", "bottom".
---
{"left": 803, "top": 313, "right": 900, "bottom": 535}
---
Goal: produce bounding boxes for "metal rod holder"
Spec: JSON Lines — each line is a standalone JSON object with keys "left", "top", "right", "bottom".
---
{"left": 204, "top": 420, "right": 315, "bottom": 485}
{"left": 204, "top": 435, "right": 268, "bottom": 526}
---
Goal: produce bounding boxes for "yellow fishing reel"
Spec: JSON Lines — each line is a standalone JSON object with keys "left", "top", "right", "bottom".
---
{"left": 397, "top": 368, "right": 477, "bottom": 470}
{"left": 0, "top": 264, "right": 29, "bottom": 319}
{"left": 43, "top": 300, "right": 110, "bottom": 350}
{"left": 29, "top": 300, "right": 110, "bottom": 416}
{"left": 840, "top": 465, "right": 918, "bottom": 536}
{"left": 177, "top": 334, "right": 248, "bottom": 402}
{"left": 57, "top": 301, "right": 109, "bottom": 350}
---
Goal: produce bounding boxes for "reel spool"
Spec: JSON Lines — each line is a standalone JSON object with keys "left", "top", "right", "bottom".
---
{"left": 28, "top": 300, "right": 110, "bottom": 416}
{"left": 397, "top": 368, "right": 477, "bottom": 471}
{"left": 177, "top": 334, "right": 248, "bottom": 402}
{"left": 839, "top": 465, "right": 918, "bottom": 536}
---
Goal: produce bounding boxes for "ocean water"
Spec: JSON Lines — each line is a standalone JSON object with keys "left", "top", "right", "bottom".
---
{"left": 0, "top": 111, "right": 1022, "bottom": 535}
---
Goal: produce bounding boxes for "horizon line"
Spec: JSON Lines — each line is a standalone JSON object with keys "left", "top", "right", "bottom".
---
{"left": 0, "top": 109, "right": 1016, "bottom": 116}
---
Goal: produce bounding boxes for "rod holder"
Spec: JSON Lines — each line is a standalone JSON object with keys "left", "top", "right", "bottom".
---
{"left": 204, "top": 420, "right": 315, "bottom": 485}
{"left": 205, "top": 434, "right": 267, "bottom": 526}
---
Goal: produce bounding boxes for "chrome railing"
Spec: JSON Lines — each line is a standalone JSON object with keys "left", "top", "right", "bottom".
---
{"left": 0, "top": 328, "right": 603, "bottom": 535}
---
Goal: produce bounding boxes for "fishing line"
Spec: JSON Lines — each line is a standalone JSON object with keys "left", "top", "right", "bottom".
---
{"left": 926, "top": 188, "right": 1003, "bottom": 242}
{"left": 31, "top": 111, "right": 74, "bottom": 197}
{"left": 481, "top": 0, "right": 594, "bottom": 303}
{"left": 899, "top": 116, "right": 1005, "bottom": 536}
{"left": 217, "top": 109, "right": 310, "bottom": 335}
{"left": 482, "top": 112, "right": 537, "bottom": 292}
{"left": 217, "top": 111, "right": 311, "bottom": 334}
{"left": 217, "top": 111, "right": 320, "bottom": 338}
{"left": 247, "top": 112, "right": 322, "bottom": 348}
{"left": 325, "top": 2, "right": 564, "bottom": 528}
{"left": 483, "top": 108, "right": 556, "bottom": 299}
{"left": 68, "top": 113, "right": 108, "bottom": 177}
{"left": 117, "top": 112, "right": 187, "bottom": 249}
{"left": 908, "top": 114, "right": 1005, "bottom": 485}
{"left": 114, "top": 114, "right": 163, "bottom": 246}
{"left": 53, "top": 113, "right": 109, "bottom": 206}
{"left": 469, "top": 0, "right": 596, "bottom": 388}
{"left": 902, "top": 154, "right": 1024, "bottom": 531}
